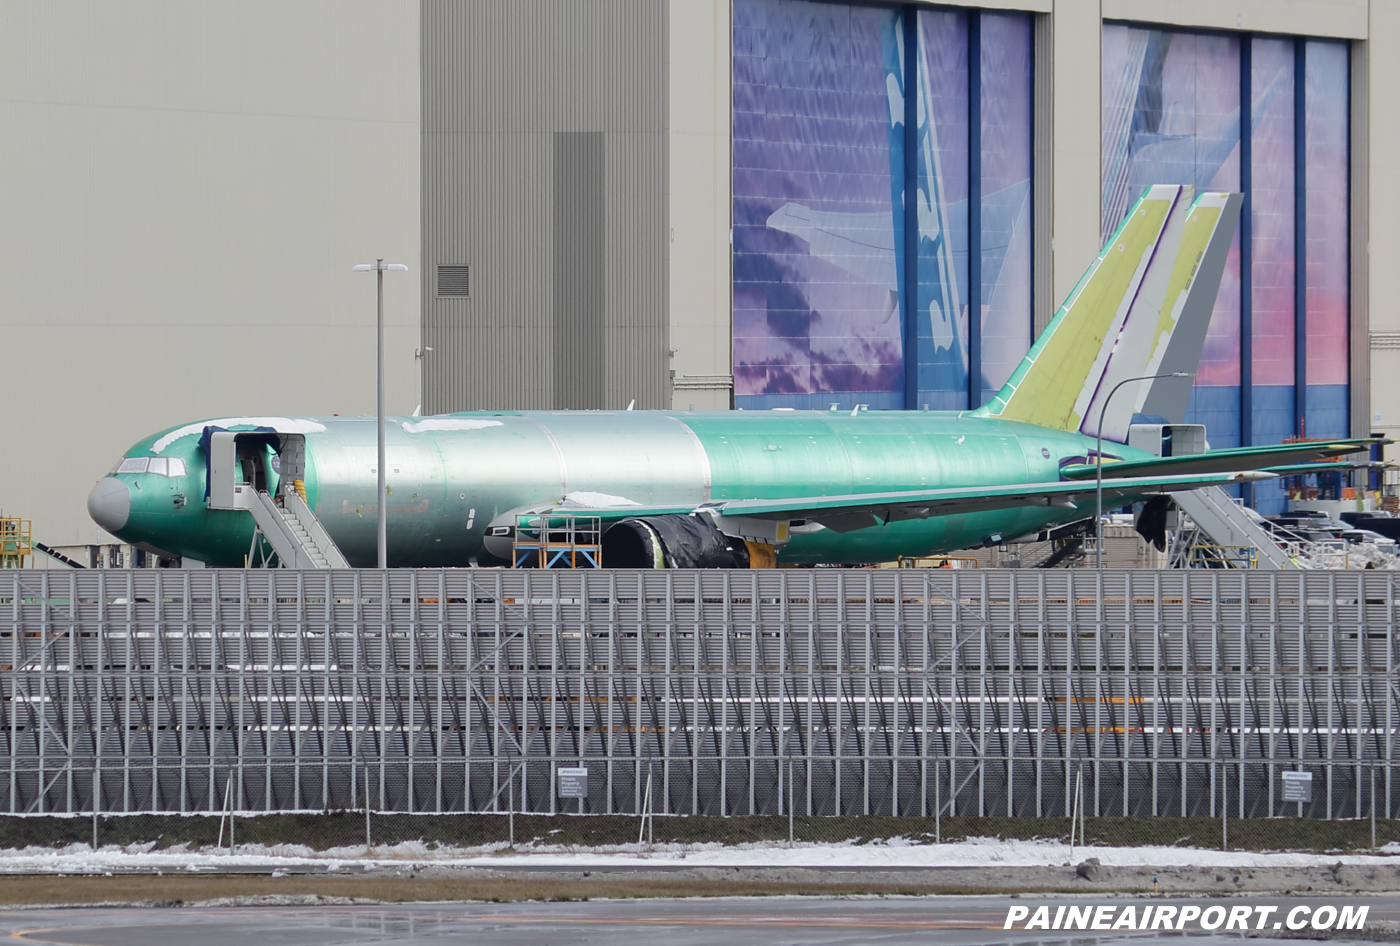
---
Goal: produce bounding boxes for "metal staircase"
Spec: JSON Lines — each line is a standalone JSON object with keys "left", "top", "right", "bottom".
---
{"left": 34, "top": 542, "right": 84, "bottom": 568}
{"left": 1168, "top": 486, "right": 1295, "bottom": 569}
{"left": 249, "top": 489, "right": 349, "bottom": 569}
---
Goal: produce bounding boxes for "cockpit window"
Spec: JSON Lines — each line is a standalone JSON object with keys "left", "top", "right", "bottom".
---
{"left": 115, "top": 456, "right": 186, "bottom": 477}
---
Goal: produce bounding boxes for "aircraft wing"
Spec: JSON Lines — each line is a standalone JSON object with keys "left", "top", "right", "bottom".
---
{"left": 707, "top": 471, "right": 1274, "bottom": 533}
{"left": 1059, "top": 439, "right": 1384, "bottom": 481}
{"left": 554, "top": 470, "right": 1274, "bottom": 535}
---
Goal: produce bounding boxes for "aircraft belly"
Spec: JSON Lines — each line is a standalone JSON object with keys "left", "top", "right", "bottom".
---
{"left": 779, "top": 505, "right": 1084, "bottom": 564}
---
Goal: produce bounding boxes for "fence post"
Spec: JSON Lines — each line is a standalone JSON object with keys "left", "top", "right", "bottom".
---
{"left": 788, "top": 757, "right": 794, "bottom": 845}
{"left": 217, "top": 774, "right": 233, "bottom": 851}
{"left": 91, "top": 767, "right": 99, "bottom": 852}
{"left": 1221, "top": 760, "right": 1228, "bottom": 852}
{"left": 1372, "top": 765, "right": 1378, "bottom": 851}
{"left": 364, "top": 765, "right": 371, "bottom": 854}
{"left": 935, "top": 758, "right": 941, "bottom": 845}
{"left": 508, "top": 770, "right": 515, "bottom": 849}
{"left": 1070, "top": 765, "right": 1082, "bottom": 857}
{"left": 1080, "top": 767, "right": 1086, "bottom": 847}
{"left": 639, "top": 766, "right": 653, "bottom": 848}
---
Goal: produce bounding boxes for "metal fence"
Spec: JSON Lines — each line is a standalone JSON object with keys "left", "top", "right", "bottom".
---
{"left": 1, "top": 568, "right": 1397, "bottom": 825}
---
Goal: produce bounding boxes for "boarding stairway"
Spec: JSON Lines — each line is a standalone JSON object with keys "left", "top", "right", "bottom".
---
{"left": 249, "top": 489, "right": 349, "bottom": 569}
{"left": 34, "top": 542, "right": 85, "bottom": 568}
{"left": 1168, "top": 486, "right": 1294, "bottom": 569}
{"left": 205, "top": 429, "right": 348, "bottom": 569}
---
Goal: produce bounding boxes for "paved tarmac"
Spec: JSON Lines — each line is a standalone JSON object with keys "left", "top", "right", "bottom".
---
{"left": 3, "top": 896, "right": 1399, "bottom": 946}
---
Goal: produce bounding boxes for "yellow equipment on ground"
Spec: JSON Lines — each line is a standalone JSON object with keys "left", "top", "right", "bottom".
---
{"left": 0, "top": 516, "right": 33, "bottom": 568}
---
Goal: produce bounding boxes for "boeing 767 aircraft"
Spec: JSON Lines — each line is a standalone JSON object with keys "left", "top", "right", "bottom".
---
{"left": 87, "top": 186, "right": 1375, "bottom": 567}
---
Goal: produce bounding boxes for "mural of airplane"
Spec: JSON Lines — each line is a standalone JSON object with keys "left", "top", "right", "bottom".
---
{"left": 763, "top": 22, "right": 1285, "bottom": 390}
{"left": 84, "top": 184, "right": 1376, "bottom": 568}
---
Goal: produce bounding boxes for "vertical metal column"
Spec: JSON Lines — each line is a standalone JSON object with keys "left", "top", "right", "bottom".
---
{"left": 1240, "top": 35, "right": 1255, "bottom": 459}
{"left": 902, "top": 7, "right": 920, "bottom": 411}
{"left": 1294, "top": 38, "right": 1308, "bottom": 434}
{"left": 967, "top": 11, "right": 982, "bottom": 409}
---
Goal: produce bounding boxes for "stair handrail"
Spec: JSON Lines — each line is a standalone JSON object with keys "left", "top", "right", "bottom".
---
{"left": 280, "top": 489, "right": 350, "bottom": 568}
{"left": 250, "top": 490, "right": 315, "bottom": 568}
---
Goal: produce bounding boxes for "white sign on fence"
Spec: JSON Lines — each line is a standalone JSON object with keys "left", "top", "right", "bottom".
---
{"left": 1281, "top": 770, "right": 1313, "bottom": 803}
{"left": 558, "top": 766, "right": 589, "bottom": 799}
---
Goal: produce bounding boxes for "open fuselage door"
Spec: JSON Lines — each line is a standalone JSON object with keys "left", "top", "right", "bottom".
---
{"left": 204, "top": 429, "right": 347, "bottom": 568}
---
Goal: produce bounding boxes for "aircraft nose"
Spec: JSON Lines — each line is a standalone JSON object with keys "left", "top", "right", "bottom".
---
{"left": 87, "top": 477, "right": 131, "bottom": 533}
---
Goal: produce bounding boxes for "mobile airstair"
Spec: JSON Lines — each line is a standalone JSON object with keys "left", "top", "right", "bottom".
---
{"left": 205, "top": 429, "right": 349, "bottom": 569}
{"left": 1168, "top": 486, "right": 1295, "bottom": 569}
{"left": 248, "top": 488, "right": 349, "bottom": 569}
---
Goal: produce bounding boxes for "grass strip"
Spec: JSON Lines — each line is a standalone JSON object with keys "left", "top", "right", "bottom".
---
{"left": 8, "top": 814, "right": 1399, "bottom": 854}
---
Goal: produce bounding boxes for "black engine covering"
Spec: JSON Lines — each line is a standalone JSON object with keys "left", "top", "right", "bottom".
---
{"left": 602, "top": 514, "right": 751, "bottom": 568}
{"left": 1134, "top": 495, "right": 1173, "bottom": 552}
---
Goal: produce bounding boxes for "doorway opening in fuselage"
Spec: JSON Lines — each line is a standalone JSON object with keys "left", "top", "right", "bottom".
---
{"left": 237, "top": 446, "right": 271, "bottom": 494}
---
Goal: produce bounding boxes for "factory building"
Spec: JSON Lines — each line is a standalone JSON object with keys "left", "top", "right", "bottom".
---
{"left": 0, "top": 0, "right": 1391, "bottom": 549}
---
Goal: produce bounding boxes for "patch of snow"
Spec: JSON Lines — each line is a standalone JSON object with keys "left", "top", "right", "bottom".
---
{"left": 152, "top": 418, "right": 328, "bottom": 454}
{"left": 560, "top": 491, "right": 641, "bottom": 509}
{"left": 2, "top": 836, "right": 1399, "bottom": 875}
{"left": 401, "top": 418, "right": 504, "bottom": 434}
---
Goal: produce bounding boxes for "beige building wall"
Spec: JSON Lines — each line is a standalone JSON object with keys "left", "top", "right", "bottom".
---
{"left": 0, "top": 1, "right": 421, "bottom": 548}
{"left": 419, "top": 0, "right": 668, "bottom": 415}
{"left": 668, "top": 0, "right": 734, "bottom": 410}
{"left": 1046, "top": 0, "right": 1105, "bottom": 314}
{"left": 1367, "top": 0, "right": 1400, "bottom": 437}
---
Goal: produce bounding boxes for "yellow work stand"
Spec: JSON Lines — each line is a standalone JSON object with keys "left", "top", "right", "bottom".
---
{"left": 0, "top": 517, "right": 33, "bottom": 568}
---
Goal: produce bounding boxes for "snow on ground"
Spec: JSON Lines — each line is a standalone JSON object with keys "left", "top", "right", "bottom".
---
{"left": 1, "top": 837, "right": 1398, "bottom": 875}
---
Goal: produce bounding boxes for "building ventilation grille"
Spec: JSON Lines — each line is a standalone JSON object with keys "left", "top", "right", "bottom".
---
{"left": 437, "top": 265, "right": 470, "bottom": 297}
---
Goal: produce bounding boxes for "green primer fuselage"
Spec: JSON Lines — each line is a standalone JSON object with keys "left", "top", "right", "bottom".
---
{"left": 102, "top": 409, "right": 1152, "bottom": 567}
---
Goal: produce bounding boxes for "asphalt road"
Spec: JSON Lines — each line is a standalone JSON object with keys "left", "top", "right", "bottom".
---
{"left": 3, "top": 896, "right": 1398, "bottom": 946}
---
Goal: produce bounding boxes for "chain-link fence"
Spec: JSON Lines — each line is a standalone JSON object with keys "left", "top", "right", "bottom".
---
{"left": 5, "top": 569, "right": 1400, "bottom": 856}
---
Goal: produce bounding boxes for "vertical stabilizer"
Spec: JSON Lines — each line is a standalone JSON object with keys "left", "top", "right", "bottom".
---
{"left": 1132, "top": 190, "right": 1242, "bottom": 429}
{"left": 973, "top": 187, "right": 1241, "bottom": 437}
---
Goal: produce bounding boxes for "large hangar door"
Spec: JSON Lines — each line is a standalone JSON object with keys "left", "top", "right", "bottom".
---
{"left": 554, "top": 131, "right": 606, "bottom": 409}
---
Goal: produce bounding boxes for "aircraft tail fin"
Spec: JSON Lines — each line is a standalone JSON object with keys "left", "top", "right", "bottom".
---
{"left": 972, "top": 186, "right": 1241, "bottom": 438}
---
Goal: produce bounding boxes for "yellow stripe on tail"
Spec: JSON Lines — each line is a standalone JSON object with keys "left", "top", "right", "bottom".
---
{"left": 973, "top": 186, "right": 1241, "bottom": 437}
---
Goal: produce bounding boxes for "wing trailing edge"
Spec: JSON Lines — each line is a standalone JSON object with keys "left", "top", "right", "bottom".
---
{"left": 553, "top": 470, "right": 1276, "bottom": 535}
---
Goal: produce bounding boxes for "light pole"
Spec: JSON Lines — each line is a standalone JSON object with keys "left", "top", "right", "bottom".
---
{"left": 353, "top": 259, "right": 409, "bottom": 569}
{"left": 1095, "top": 371, "right": 1192, "bottom": 567}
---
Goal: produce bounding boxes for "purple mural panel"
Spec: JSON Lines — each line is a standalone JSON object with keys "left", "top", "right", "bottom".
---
{"left": 977, "top": 13, "right": 1033, "bottom": 399}
{"left": 1305, "top": 40, "right": 1349, "bottom": 388}
{"left": 1250, "top": 37, "right": 1296, "bottom": 389}
{"left": 1101, "top": 27, "right": 1242, "bottom": 390}
{"left": 732, "top": 0, "right": 904, "bottom": 406}
{"left": 914, "top": 9, "right": 970, "bottom": 409}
